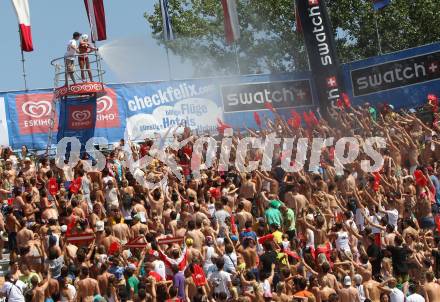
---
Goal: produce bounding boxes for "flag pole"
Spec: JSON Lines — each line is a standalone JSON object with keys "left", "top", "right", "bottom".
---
{"left": 165, "top": 44, "right": 173, "bottom": 80}
{"left": 233, "top": 42, "right": 241, "bottom": 75}
{"left": 18, "top": 27, "right": 29, "bottom": 91}
{"left": 374, "top": 11, "right": 383, "bottom": 55}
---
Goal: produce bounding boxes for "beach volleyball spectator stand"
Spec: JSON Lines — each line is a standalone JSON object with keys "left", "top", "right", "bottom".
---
{"left": 46, "top": 51, "right": 105, "bottom": 153}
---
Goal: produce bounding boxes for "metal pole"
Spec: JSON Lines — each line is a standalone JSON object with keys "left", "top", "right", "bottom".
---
{"left": 374, "top": 12, "right": 383, "bottom": 55}
{"left": 165, "top": 45, "right": 173, "bottom": 80}
{"left": 233, "top": 42, "right": 241, "bottom": 75}
{"left": 18, "top": 27, "right": 28, "bottom": 91}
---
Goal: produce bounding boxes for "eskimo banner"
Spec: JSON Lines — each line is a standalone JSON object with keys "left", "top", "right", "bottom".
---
{"left": 343, "top": 42, "right": 440, "bottom": 109}
{"left": 295, "top": 0, "right": 343, "bottom": 108}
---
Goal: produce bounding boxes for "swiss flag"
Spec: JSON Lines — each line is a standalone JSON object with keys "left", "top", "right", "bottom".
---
{"left": 326, "top": 76, "right": 337, "bottom": 88}
{"left": 341, "top": 92, "right": 351, "bottom": 108}
{"left": 48, "top": 178, "right": 58, "bottom": 196}
{"left": 290, "top": 110, "right": 302, "bottom": 128}
{"left": 253, "top": 111, "right": 262, "bottom": 127}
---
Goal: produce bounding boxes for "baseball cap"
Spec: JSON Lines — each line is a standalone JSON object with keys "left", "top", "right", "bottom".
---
{"left": 269, "top": 200, "right": 281, "bottom": 208}
{"left": 343, "top": 275, "right": 351, "bottom": 286}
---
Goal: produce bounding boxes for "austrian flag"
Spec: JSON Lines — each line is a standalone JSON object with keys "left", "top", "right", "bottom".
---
{"left": 11, "top": 0, "right": 34, "bottom": 52}
{"left": 84, "top": 0, "right": 107, "bottom": 41}
{"left": 221, "top": 0, "right": 240, "bottom": 44}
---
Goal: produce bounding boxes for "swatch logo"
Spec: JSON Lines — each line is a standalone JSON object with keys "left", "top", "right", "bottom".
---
{"left": 72, "top": 110, "right": 91, "bottom": 122}
{"left": 22, "top": 101, "right": 52, "bottom": 118}
{"left": 16, "top": 94, "right": 58, "bottom": 135}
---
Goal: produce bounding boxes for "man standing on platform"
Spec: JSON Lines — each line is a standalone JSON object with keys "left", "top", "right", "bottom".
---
{"left": 64, "top": 32, "right": 81, "bottom": 84}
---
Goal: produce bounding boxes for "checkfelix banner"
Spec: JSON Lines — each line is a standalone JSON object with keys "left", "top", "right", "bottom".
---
{"left": 295, "top": 0, "right": 343, "bottom": 108}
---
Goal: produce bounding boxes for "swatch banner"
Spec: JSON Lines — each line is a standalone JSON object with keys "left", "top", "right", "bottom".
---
{"left": 342, "top": 42, "right": 440, "bottom": 109}
{"left": 0, "top": 72, "right": 316, "bottom": 149}
{"left": 57, "top": 96, "right": 97, "bottom": 147}
{"left": 296, "top": 0, "right": 343, "bottom": 108}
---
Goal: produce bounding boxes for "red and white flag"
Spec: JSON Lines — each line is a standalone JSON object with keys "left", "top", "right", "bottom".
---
{"left": 84, "top": 0, "right": 107, "bottom": 41}
{"left": 11, "top": 0, "right": 34, "bottom": 52}
{"left": 221, "top": 0, "right": 240, "bottom": 44}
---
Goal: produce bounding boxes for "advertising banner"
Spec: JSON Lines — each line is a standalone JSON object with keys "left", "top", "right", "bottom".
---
{"left": 0, "top": 98, "right": 9, "bottom": 147}
{"left": 342, "top": 42, "right": 440, "bottom": 109}
{"left": 295, "top": 0, "right": 343, "bottom": 108}
{"left": 0, "top": 73, "right": 316, "bottom": 149}
{"left": 57, "top": 96, "right": 97, "bottom": 147}
{"left": 117, "top": 79, "right": 222, "bottom": 141}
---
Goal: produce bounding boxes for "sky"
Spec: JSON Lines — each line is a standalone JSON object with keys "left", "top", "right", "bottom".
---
{"left": 0, "top": 0, "right": 193, "bottom": 92}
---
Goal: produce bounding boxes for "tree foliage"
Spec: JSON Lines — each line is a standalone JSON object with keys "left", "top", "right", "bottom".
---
{"left": 145, "top": 0, "right": 440, "bottom": 76}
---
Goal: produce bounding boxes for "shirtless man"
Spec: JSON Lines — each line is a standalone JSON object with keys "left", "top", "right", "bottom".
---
{"left": 101, "top": 226, "right": 120, "bottom": 252}
{"left": 5, "top": 207, "right": 20, "bottom": 255}
{"left": 362, "top": 271, "right": 381, "bottom": 302}
{"left": 96, "top": 263, "right": 112, "bottom": 299}
{"left": 17, "top": 220, "right": 34, "bottom": 252}
{"left": 112, "top": 216, "right": 131, "bottom": 245}
{"left": 338, "top": 276, "right": 360, "bottom": 302}
{"left": 32, "top": 271, "right": 50, "bottom": 302}
{"left": 77, "top": 266, "right": 100, "bottom": 302}
{"left": 147, "top": 188, "right": 164, "bottom": 218}
{"left": 235, "top": 202, "right": 253, "bottom": 231}
{"left": 319, "top": 262, "right": 340, "bottom": 292}
{"left": 239, "top": 174, "right": 257, "bottom": 201}
{"left": 186, "top": 220, "right": 205, "bottom": 250}
{"left": 131, "top": 215, "right": 149, "bottom": 238}
{"left": 423, "top": 271, "right": 440, "bottom": 302}
{"left": 237, "top": 238, "right": 258, "bottom": 274}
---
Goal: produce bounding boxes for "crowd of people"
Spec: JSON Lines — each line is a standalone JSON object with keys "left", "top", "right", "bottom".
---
{"left": 1, "top": 102, "right": 440, "bottom": 302}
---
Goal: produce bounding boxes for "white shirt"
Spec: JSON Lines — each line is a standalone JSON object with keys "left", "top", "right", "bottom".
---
{"left": 406, "top": 293, "right": 425, "bottom": 302}
{"left": 1, "top": 280, "right": 26, "bottom": 302}
{"left": 60, "top": 284, "right": 77, "bottom": 302}
{"left": 386, "top": 208, "right": 399, "bottom": 229}
{"left": 306, "top": 228, "right": 315, "bottom": 248}
{"left": 65, "top": 39, "right": 78, "bottom": 59}
{"left": 223, "top": 252, "right": 237, "bottom": 274}
{"left": 208, "top": 270, "right": 231, "bottom": 298}
{"left": 153, "top": 260, "right": 166, "bottom": 280}
{"left": 355, "top": 207, "right": 369, "bottom": 231}
{"left": 390, "top": 287, "right": 405, "bottom": 302}
{"left": 355, "top": 284, "right": 366, "bottom": 302}
{"left": 335, "top": 231, "right": 350, "bottom": 252}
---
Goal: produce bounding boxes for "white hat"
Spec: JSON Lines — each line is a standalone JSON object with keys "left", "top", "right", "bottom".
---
{"left": 96, "top": 221, "right": 104, "bottom": 232}
{"left": 61, "top": 225, "right": 68, "bottom": 233}
{"left": 343, "top": 275, "right": 352, "bottom": 286}
{"left": 81, "top": 34, "right": 89, "bottom": 40}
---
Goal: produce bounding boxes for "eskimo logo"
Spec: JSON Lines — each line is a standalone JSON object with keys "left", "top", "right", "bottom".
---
{"left": 97, "top": 96, "right": 113, "bottom": 114}
{"left": 351, "top": 51, "right": 440, "bottom": 96}
{"left": 22, "top": 101, "right": 51, "bottom": 118}
{"left": 72, "top": 110, "right": 91, "bottom": 122}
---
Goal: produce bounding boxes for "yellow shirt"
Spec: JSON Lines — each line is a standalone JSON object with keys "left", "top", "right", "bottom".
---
{"left": 272, "top": 230, "right": 283, "bottom": 244}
